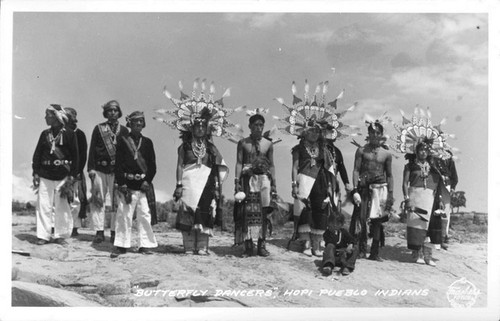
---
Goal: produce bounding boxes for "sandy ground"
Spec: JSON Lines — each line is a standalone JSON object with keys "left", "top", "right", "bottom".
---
{"left": 11, "top": 213, "right": 487, "bottom": 308}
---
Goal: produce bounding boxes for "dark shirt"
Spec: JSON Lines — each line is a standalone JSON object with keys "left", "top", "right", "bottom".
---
{"left": 74, "top": 128, "right": 88, "bottom": 175}
{"left": 435, "top": 157, "right": 458, "bottom": 189}
{"left": 323, "top": 227, "right": 356, "bottom": 249}
{"left": 32, "top": 127, "right": 79, "bottom": 180}
{"left": 114, "top": 133, "right": 156, "bottom": 191}
{"left": 88, "top": 122, "right": 128, "bottom": 174}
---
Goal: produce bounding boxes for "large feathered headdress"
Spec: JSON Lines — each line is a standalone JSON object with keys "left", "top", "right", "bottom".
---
{"left": 274, "top": 80, "right": 359, "bottom": 140}
{"left": 154, "top": 78, "right": 239, "bottom": 139}
{"left": 391, "top": 107, "right": 456, "bottom": 159}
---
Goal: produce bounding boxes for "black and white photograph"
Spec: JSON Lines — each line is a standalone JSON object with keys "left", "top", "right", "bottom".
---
{"left": 1, "top": 0, "right": 499, "bottom": 320}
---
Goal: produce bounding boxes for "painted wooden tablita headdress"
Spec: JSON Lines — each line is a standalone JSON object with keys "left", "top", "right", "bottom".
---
{"left": 154, "top": 78, "right": 239, "bottom": 140}
{"left": 274, "top": 79, "right": 359, "bottom": 140}
{"left": 391, "top": 107, "right": 457, "bottom": 159}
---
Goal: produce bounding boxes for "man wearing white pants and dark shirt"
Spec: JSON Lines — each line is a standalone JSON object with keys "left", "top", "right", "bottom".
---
{"left": 88, "top": 100, "right": 128, "bottom": 243}
{"left": 32, "top": 104, "right": 79, "bottom": 245}
{"left": 111, "top": 111, "right": 157, "bottom": 258}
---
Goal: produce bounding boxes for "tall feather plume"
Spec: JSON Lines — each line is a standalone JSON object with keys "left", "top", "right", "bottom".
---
{"left": 199, "top": 78, "right": 206, "bottom": 100}
{"left": 322, "top": 81, "right": 329, "bottom": 106}
{"left": 275, "top": 97, "right": 285, "bottom": 105}
{"left": 163, "top": 86, "right": 172, "bottom": 100}
{"left": 178, "top": 81, "right": 183, "bottom": 91}
{"left": 291, "top": 81, "right": 297, "bottom": 95}
{"left": 192, "top": 78, "right": 199, "bottom": 99}
{"left": 313, "top": 82, "right": 322, "bottom": 103}
{"left": 208, "top": 81, "right": 215, "bottom": 102}
{"left": 304, "top": 79, "right": 309, "bottom": 103}
{"left": 336, "top": 89, "right": 344, "bottom": 100}
{"left": 222, "top": 88, "right": 231, "bottom": 98}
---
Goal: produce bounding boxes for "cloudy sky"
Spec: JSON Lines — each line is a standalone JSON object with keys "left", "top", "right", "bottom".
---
{"left": 7, "top": 5, "right": 490, "bottom": 212}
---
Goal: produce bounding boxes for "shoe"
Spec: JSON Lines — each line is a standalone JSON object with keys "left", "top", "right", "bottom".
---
{"left": 242, "top": 240, "right": 254, "bottom": 258}
{"left": 333, "top": 266, "right": 342, "bottom": 272}
{"left": 54, "top": 238, "right": 68, "bottom": 246}
{"left": 36, "top": 238, "right": 49, "bottom": 245}
{"left": 423, "top": 245, "right": 436, "bottom": 267}
{"left": 322, "top": 265, "right": 332, "bottom": 276}
{"left": 196, "top": 249, "right": 209, "bottom": 256}
{"left": 444, "top": 235, "right": 450, "bottom": 244}
{"left": 110, "top": 231, "right": 115, "bottom": 244}
{"left": 341, "top": 269, "right": 351, "bottom": 276}
{"left": 311, "top": 234, "right": 323, "bottom": 257}
{"left": 184, "top": 250, "right": 194, "bottom": 255}
{"left": 93, "top": 231, "right": 104, "bottom": 244}
{"left": 110, "top": 247, "right": 127, "bottom": 258}
{"left": 302, "top": 248, "right": 313, "bottom": 257}
{"left": 71, "top": 228, "right": 79, "bottom": 237}
{"left": 440, "top": 243, "right": 448, "bottom": 251}
{"left": 368, "top": 255, "right": 383, "bottom": 262}
{"left": 416, "top": 248, "right": 425, "bottom": 264}
{"left": 138, "top": 247, "right": 154, "bottom": 255}
{"left": 257, "top": 238, "right": 270, "bottom": 257}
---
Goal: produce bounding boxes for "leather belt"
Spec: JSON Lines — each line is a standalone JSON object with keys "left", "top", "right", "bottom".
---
{"left": 42, "top": 160, "right": 72, "bottom": 166}
{"left": 124, "top": 173, "right": 146, "bottom": 181}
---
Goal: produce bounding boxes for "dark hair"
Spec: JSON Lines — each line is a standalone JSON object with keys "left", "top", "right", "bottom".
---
{"left": 102, "top": 100, "right": 122, "bottom": 118}
{"left": 249, "top": 114, "right": 265, "bottom": 125}
{"left": 368, "top": 122, "right": 384, "bottom": 135}
{"left": 328, "top": 213, "right": 345, "bottom": 226}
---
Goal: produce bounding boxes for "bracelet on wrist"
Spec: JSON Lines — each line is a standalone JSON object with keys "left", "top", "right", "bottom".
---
{"left": 176, "top": 183, "right": 183, "bottom": 188}
{"left": 291, "top": 181, "right": 297, "bottom": 187}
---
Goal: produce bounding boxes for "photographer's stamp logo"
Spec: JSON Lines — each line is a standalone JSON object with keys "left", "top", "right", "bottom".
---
{"left": 446, "top": 278, "right": 480, "bottom": 308}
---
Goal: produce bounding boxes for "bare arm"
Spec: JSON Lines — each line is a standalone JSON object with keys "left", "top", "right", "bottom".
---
{"left": 176, "top": 145, "right": 184, "bottom": 183}
{"left": 402, "top": 165, "right": 410, "bottom": 200}
{"left": 352, "top": 147, "right": 363, "bottom": 190}
{"left": 267, "top": 143, "right": 276, "bottom": 190}
{"left": 234, "top": 140, "right": 244, "bottom": 192}
{"left": 291, "top": 148, "right": 299, "bottom": 198}
{"left": 174, "top": 144, "right": 184, "bottom": 200}
{"left": 385, "top": 152, "right": 394, "bottom": 197}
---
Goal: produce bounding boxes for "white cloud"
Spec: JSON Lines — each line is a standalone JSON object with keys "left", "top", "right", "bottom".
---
{"left": 12, "top": 173, "right": 35, "bottom": 203}
{"left": 223, "top": 13, "right": 285, "bottom": 29}
{"left": 390, "top": 63, "right": 487, "bottom": 99}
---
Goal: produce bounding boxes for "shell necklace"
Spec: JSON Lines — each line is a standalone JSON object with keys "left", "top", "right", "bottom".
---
{"left": 416, "top": 160, "right": 430, "bottom": 189}
{"left": 192, "top": 139, "right": 207, "bottom": 165}
{"left": 305, "top": 142, "right": 319, "bottom": 167}
{"left": 48, "top": 127, "right": 64, "bottom": 154}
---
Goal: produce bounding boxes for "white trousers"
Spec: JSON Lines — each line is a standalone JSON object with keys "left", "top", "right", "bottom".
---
{"left": 51, "top": 180, "right": 81, "bottom": 228}
{"left": 37, "top": 177, "right": 73, "bottom": 240}
{"left": 71, "top": 180, "right": 82, "bottom": 228}
{"left": 114, "top": 190, "right": 158, "bottom": 248}
{"left": 90, "top": 171, "right": 116, "bottom": 231}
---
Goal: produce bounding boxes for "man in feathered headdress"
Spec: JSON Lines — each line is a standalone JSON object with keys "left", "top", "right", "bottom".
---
{"left": 32, "top": 104, "right": 79, "bottom": 245}
{"left": 156, "top": 78, "right": 232, "bottom": 255}
{"left": 349, "top": 119, "right": 394, "bottom": 262}
{"left": 234, "top": 110, "right": 276, "bottom": 257}
{"left": 88, "top": 100, "right": 129, "bottom": 244}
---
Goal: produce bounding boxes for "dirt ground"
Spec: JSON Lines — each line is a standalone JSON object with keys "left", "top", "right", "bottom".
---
{"left": 11, "top": 213, "right": 488, "bottom": 308}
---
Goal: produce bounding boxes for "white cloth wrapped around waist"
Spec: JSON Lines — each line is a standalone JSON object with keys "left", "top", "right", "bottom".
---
{"left": 368, "top": 183, "right": 388, "bottom": 219}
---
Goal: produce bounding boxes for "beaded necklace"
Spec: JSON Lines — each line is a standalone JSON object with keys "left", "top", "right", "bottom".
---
{"left": 108, "top": 122, "right": 120, "bottom": 144}
{"left": 416, "top": 160, "right": 430, "bottom": 189}
{"left": 192, "top": 140, "right": 207, "bottom": 165}
{"left": 48, "top": 128, "right": 64, "bottom": 154}
{"left": 304, "top": 142, "right": 319, "bottom": 167}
